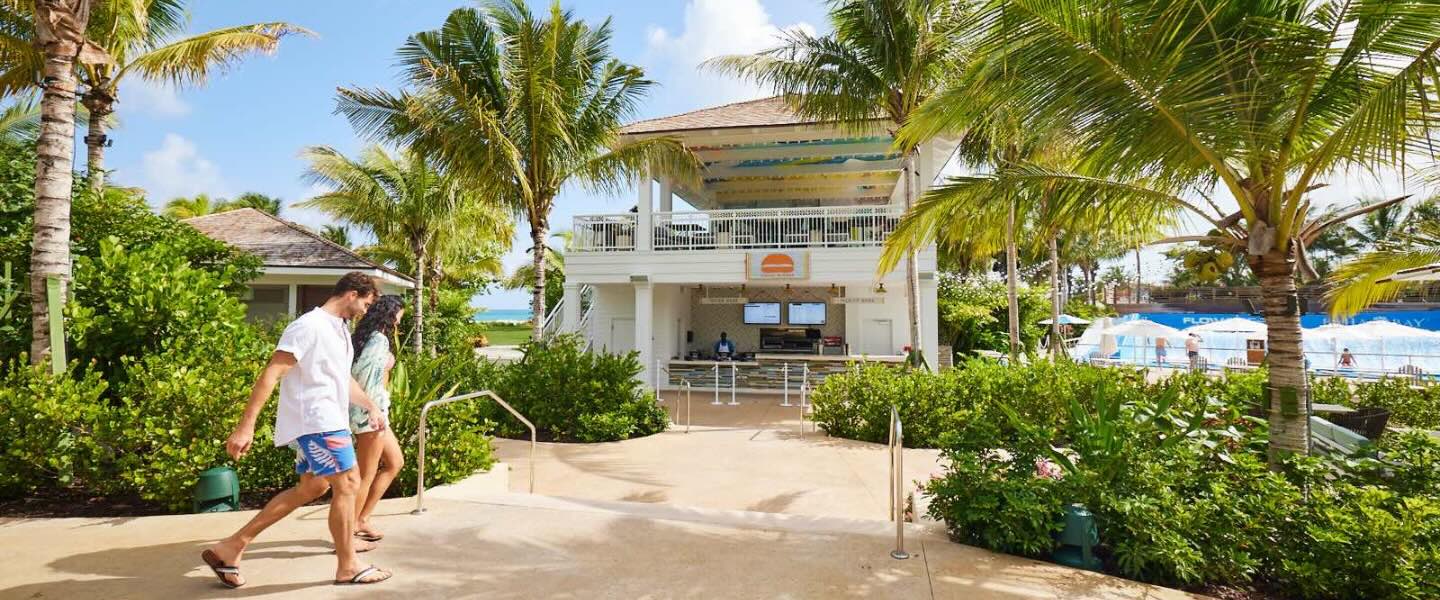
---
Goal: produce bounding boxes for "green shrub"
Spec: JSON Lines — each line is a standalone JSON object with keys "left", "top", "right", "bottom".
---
{"left": 0, "top": 360, "right": 109, "bottom": 498}
{"left": 927, "top": 449, "right": 1066, "bottom": 557}
{"left": 493, "top": 334, "right": 667, "bottom": 442}
{"left": 385, "top": 348, "right": 500, "bottom": 495}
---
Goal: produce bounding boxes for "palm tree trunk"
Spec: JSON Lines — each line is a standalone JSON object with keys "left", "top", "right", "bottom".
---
{"left": 530, "top": 221, "right": 548, "bottom": 342}
{"left": 902, "top": 150, "right": 923, "bottom": 367}
{"left": 1256, "top": 250, "right": 1310, "bottom": 462}
{"left": 1084, "top": 265, "right": 1096, "bottom": 306}
{"left": 1049, "top": 234, "right": 1062, "bottom": 358}
{"left": 28, "top": 11, "right": 88, "bottom": 362}
{"left": 411, "top": 244, "right": 426, "bottom": 355}
{"left": 1005, "top": 194, "right": 1021, "bottom": 358}
{"left": 81, "top": 90, "right": 111, "bottom": 192}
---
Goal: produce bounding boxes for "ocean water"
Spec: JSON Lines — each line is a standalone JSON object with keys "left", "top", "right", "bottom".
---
{"left": 475, "top": 309, "right": 533, "bottom": 322}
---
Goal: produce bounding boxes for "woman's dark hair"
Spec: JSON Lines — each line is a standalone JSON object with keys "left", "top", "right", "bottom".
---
{"left": 352, "top": 295, "right": 405, "bottom": 361}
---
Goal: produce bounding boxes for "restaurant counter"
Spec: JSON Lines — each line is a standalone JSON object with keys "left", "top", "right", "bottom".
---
{"left": 664, "top": 353, "right": 905, "bottom": 390}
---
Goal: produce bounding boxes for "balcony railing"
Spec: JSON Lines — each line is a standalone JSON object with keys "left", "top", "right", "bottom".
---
{"left": 572, "top": 205, "right": 903, "bottom": 253}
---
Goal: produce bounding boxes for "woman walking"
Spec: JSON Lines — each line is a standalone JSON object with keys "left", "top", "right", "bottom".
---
{"left": 350, "top": 295, "right": 406, "bottom": 543}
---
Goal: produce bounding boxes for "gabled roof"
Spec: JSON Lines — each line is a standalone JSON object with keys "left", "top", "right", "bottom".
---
{"left": 620, "top": 96, "right": 822, "bottom": 135}
{"left": 183, "top": 208, "right": 414, "bottom": 284}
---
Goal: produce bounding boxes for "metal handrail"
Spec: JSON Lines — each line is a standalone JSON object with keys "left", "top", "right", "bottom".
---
{"left": 412, "top": 390, "right": 536, "bottom": 515}
{"left": 888, "top": 405, "right": 909, "bottom": 560}
{"left": 658, "top": 367, "right": 692, "bottom": 433}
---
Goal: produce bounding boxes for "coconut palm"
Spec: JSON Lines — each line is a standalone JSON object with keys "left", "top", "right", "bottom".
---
{"left": 320, "top": 224, "right": 350, "bottom": 248}
{"left": 504, "top": 231, "right": 571, "bottom": 315}
{"left": 161, "top": 193, "right": 223, "bottom": 219}
{"left": 898, "top": 0, "right": 1440, "bottom": 460}
{"left": 357, "top": 202, "right": 511, "bottom": 320}
{"left": 335, "top": 1, "right": 700, "bottom": 341}
{"left": 0, "top": 1, "right": 310, "bottom": 190}
{"left": 224, "top": 191, "right": 282, "bottom": 216}
{"left": 0, "top": 92, "right": 38, "bottom": 142}
{"left": 21, "top": 0, "right": 105, "bottom": 362}
{"left": 705, "top": 0, "right": 967, "bottom": 367}
{"left": 299, "top": 145, "right": 499, "bottom": 353}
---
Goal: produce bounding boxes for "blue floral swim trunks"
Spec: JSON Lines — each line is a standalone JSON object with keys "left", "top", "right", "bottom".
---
{"left": 287, "top": 430, "right": 357, "bottom": 476}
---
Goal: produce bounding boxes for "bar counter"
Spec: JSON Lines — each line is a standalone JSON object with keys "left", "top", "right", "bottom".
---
{"left": 665, "top": 353, "right": 904, "bottom": 390}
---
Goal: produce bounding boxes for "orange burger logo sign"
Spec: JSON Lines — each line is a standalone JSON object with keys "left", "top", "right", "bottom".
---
{"left": 747, "top": 251, "right": 808, "bottom": 280}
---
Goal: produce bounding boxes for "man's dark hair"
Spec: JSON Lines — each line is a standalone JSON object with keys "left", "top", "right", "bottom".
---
{"left": 332, "top": 271, "right": 379, "bottom": 299}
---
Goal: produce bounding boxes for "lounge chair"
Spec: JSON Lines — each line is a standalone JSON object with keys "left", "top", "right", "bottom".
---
{"left": 1328, "top": 407, "right": 1391, "bottom": 441}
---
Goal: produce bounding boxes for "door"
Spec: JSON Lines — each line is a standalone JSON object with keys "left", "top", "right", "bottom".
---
{"left": 862, "top": 319, "right": 893, "bottom": 355}
{"left": 609, "top": 318, "right": 635, "bottom": 354}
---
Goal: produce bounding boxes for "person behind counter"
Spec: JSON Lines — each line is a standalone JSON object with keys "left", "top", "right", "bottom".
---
{"left": 714, "top": 332, "right": 736, "bottom": 358}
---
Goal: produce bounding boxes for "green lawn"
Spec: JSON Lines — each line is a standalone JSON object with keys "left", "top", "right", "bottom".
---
{"left": 482, "top": 322, "right": 532, "bottom": 346}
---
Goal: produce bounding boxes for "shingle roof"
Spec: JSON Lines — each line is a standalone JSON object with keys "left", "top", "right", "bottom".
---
{"left": 183, "top": 208, "right": 413, "bottom": 282}
{"left": 620, "top": 96, "right": 821, "bottom": 135}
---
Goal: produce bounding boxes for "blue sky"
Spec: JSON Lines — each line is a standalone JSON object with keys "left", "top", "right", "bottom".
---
{"left": 101, "top": 0, "right": 830, "bottom": 310}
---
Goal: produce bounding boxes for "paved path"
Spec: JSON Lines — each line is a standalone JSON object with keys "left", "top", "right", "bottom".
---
{"left": 493, "top": 394, "right": 944, "bottom": 521}
{"left": 0, "top": 490, "right": 1200, "bottom": 599}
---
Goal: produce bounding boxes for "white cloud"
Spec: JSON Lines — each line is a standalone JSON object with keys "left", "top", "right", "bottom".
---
{"left": 121, "top": 79, "right": 190, "bottom": 118}
{"left": 644, "top": 0, "right": 816, "bottom": 108}
{"left": 140, "top": 133, "right": 229, "bottom": 205}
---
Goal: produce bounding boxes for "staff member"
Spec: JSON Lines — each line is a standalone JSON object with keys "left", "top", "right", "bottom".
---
{"left": 714, "top": 332, "right": 736, "bottom": 358}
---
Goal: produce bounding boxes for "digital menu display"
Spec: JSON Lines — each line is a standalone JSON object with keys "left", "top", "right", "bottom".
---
{"left": 743, "top": 302, "right": 781, "bottom": 324}
{"left": 787, "top": 302, "right": 827, "bottom": 325}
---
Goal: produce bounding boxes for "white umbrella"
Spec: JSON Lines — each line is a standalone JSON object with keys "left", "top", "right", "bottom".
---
{"left": 1102, "top": 319, "right": 1182, "bottom": 338}
{"left": 1186, "top": 317, "right": 1266, "bottom": 334}
{"left": 1341, "top": 320, "right": 1440, "bottom": 339}
{"left": 1039, "top": 314, "right": 1091, "bottom": 325}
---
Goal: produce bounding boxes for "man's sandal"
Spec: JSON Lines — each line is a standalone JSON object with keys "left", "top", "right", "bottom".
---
{"left": 200, "top": 549, "right": 244, "bottom": 589}
{"left": 334, "top": 565, "right": 392, "bottom": 585}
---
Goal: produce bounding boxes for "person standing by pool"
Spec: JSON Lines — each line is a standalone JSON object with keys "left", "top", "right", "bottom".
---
{"left": 201, "top": 272, "right": 393, "bottom": 588}
{"left": 349, "top": 295, "right": 406, "bottom": 545}
{"left": 1154, "top": 336, "right": 1169, "bottom": 366}
{"left": 1186, "top": 333, "right": 1203, "bottom": 371}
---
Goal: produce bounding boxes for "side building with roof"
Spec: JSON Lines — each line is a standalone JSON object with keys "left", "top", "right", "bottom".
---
{"left": 183, "top": 208, "right": 415, "bottom": 321}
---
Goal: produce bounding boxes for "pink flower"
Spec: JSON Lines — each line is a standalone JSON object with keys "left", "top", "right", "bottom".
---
{"left": 1034, "top": 458, "right": 1064, "bottom": 480}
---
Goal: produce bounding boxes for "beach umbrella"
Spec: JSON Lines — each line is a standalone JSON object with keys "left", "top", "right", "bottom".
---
{"left": 1039, "top": 314, "right": 1091, "bottom": 325}
{"left": 1341, "top": 320, "right": 1440, "bottom": 338}
{"left": 1102, "top": 319, "right": 1182, "bottom": 338}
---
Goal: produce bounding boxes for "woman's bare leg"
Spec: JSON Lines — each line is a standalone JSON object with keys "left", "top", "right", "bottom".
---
{"left": 352, "top": 430, "right": 383, "bottom": 537}
{"left": 357, "top": 429, "right": 404, "bottom": 536}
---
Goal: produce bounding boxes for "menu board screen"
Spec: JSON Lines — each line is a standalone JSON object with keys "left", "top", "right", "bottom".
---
{"left": 787, "top": 302, "right": 827, "bottom": 325}
{"left": 743, "top": 302, "right": 781, "bottom": 324}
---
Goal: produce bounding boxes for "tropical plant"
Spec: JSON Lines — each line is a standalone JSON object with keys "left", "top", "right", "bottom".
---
{"left": 161, "top": 192, "right": 222, "bottom": 219}
{"left": 895, "top": 0, "right": 1440, "bottom": 460}
{"left": 0, "top": 92, "right": 38, "bottom": 142}
{"left": 0, "top": 1, "right": 310, "bottom": 189}
{"left": 706, "top": 0, "right": 967, "bottom": 367}
{"left": 299, "top": 145, "right": 492, "bottom": 352}
{"left": 335, "top": 1, "right": 700, "bottom": 341}
{"left": 1329, "top": 221, "right": 1440, "bottom": 316}
{"left": 503, "top": 230, "right": 569, "bottom": 315}
{"left": 1163, "top": 242, "right": 1254, "bottom": 287}
{"left": 319, "top": 224, "right": 350, "bottom": 248}
{"left": 224, "top": 191, "right": 281, "bottom": 215}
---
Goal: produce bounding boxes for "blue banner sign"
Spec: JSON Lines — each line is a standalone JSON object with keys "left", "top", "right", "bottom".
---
{"left": 1130, "top": 311, "right": 1440, "bottom": 332}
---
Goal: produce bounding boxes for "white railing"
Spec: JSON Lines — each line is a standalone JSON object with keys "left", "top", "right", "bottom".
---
{"left": 540, "top": 284, "right": 593, "bottom": 339}
{"left": 572, "top": 205, "right": 903, "bottom": 253}
{"left": 573, "top": 214, "right": 637, "bottom": 252}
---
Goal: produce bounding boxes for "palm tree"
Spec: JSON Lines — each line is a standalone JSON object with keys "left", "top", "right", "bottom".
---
{"left": 1328, "top": 221, "right": 1440, "bottom": 316}
{"left": 0, "top": 92, "right": 38, "bottom": 142}
{"left": 23, "top": 0, "right": 103, "bottom": 362}
{"left": 162, "top": 193, "right": 222, "bottom": 219}
{"left": 320, "top": 224, "right": 350, "bottom": 248}
{"left": 225, "top": 191, "right": 282, "bottom": 215}
{"left": 357, "top": 203, "right": 511, "bottom": 320}
{"left": 299, "top": 145, "right": 492, "bottom": 353}
{"left": 335, "top": 1, "right": 700, "bottom": 341}
{"left": 705, "top": 0, "right": 966, "bottom": 367}
{"left": 504, "top": 231, "right": 570, "bottom": 315}
{"left": 898, "top": 0, "right": 1440, "bottom": 460}
{"left": 0, "top": 1, "right": 310, "bottom": 190}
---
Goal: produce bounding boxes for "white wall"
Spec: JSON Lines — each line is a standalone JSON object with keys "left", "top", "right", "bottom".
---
{"left": 589, "top": 284, "right": 636, "bottom": 354}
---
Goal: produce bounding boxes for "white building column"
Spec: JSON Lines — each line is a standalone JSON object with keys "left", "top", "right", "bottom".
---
{"left": 920, "top": 273, "right": 940, "bottom": 366}
{"left": 633, "top": 277, "right": 654, "bottom": 387}
{"left": 657, "top": 177, "right": 673, "bottom": 213}
{"left": 286, "top": 283, "right": 298, "bottom": 316}
{"left": 636, "top": 174, "right": 653, "bottom": 251}
{"left": 561, "top": 282, "right": 581, "bottom": 334}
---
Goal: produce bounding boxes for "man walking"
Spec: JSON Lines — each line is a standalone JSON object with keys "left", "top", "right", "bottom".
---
{"left": 201, "top": 272, "right": 393, "bottom": 587}
{"left": 1186, "top": 333, "right": 1203, "bottom": 372}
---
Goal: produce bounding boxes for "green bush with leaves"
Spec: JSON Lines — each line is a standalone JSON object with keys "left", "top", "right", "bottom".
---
{"left": 384, "top": 347, "right": 501, "bottom": 495}
{"left": 492, "top": 334, "right": 667, "bottom": 442}
{"left": 0, "top": 360, "right": 110, "bottom": 497}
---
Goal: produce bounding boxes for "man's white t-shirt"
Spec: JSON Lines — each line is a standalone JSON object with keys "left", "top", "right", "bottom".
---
{"left": 272, "top": 307, "right": 353, "bottom": 446}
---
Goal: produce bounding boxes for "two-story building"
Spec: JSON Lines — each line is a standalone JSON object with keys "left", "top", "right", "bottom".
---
{"left": 548, "top": 97, "right": 947, "bottom": 391}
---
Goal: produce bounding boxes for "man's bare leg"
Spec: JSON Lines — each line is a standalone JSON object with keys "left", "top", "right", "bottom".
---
{"left": 329, "top": 467, "right": 391, "bottom": 583}
{"left": 206, "top": 474, "right": 331, "bottom": 586}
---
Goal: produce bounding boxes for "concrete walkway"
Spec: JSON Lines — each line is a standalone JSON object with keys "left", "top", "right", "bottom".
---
{"left": 493, "top": 394, "right": 943, "bottom": 521}
{"left": 0, "top": 487, "right": 1200, "bottom": 599}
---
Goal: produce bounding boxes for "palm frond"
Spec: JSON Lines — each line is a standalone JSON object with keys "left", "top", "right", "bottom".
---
{"left": 121, "top": 23, "right": 314, "bottom": 87}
